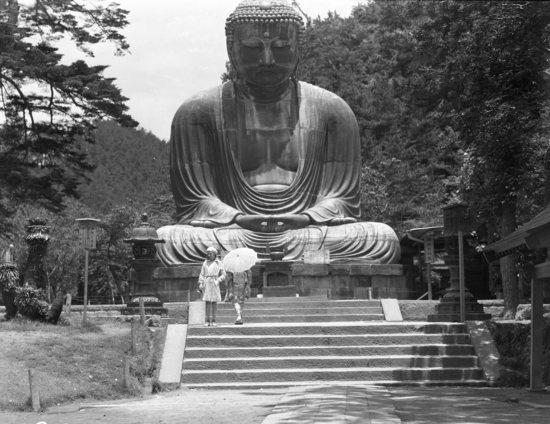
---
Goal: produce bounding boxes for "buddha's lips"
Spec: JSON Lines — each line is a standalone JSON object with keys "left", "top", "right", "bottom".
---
{"left": 255, "top": 67, "right": 279, "bottom": 74}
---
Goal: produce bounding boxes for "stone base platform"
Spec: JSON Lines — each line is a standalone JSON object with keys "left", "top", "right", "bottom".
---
{"left": 136, "top": 262, "right": 411, "bottom": 303}
{"left": 428, "top": 289, "right": 491, "bottom": 322}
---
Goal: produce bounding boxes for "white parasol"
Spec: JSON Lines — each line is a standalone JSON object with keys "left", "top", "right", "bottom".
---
{"left": 223, "top": 247, "right": 258, "bottom": 273}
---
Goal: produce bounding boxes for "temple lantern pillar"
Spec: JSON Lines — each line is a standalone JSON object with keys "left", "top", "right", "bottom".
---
{"left": 124, "top": 213, "right": 167, "bottom": 315}
{"left": 429, "top": 204, "right": 491, "bottom": 322}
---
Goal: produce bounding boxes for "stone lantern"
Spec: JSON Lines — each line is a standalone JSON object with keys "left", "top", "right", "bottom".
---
{"left": 428, "top": 203, "right": 490, "bottom": 322}
{"left": 123, "top": 213, "right": 166, "bottom": 314}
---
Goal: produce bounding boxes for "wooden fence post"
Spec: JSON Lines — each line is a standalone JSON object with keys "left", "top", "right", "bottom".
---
{"left": 139, "top": 297, "right": 145, "bottom": 325}
{"left": 131, "top": 320, "right": 138, "bottom": 354}
{"left": 27, "top": 369, "right": 41, "bottom": 412}
{"left": 65, "top": 293, "right": 72, "bottom": 316}
{"left": 123, "top": 357, "right": 131, "bottom": 390}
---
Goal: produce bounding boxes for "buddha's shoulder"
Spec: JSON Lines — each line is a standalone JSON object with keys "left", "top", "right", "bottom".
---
{"left": 174, "top": 85, "right": 222, "bottom": 117}
{"left": 298, "top": 82, "right": 354, "bottom": 115}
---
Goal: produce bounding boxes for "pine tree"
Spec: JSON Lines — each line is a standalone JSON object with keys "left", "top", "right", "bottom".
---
{"left": 0, "top": 0, "right": 137, "bottom": 233}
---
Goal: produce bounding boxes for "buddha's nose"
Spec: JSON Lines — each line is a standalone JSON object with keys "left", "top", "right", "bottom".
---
{"left": 260, "top": 47, "right": 275, "bottom": 65}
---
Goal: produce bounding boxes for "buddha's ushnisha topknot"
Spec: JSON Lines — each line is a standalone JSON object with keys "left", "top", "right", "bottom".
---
{"left": 225, "top": 0, "right": 305, "bottom": 47}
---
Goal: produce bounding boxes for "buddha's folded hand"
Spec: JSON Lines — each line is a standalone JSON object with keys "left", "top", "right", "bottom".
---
{"left": 235, "top": 214, "right": 310, "bottom": 232}
{"left": 189, "top": 220, "right": 220, "bottom": 228}
{"left": 328, "top": 217, "right": 357, "bottom": 226}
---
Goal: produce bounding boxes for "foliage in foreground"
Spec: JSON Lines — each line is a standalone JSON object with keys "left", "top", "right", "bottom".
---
{"left": 487, "top": 319, "right": 550, "bottom": 387}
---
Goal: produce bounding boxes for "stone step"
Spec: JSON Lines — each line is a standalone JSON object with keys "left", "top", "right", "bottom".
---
{"left": 187, "top": 322, "right": 468, "bottom": 336}
{"left": 182, "top": 379, "right": 489, "bottom": 389}
{"left": 219, "top": 299, "right": 382, "bottom": 308}
{"left": 185, "top": 334, "right": 473, "bottom": 348}
{"left": 262, "top": 286, "right": 298, "bottom": 297}
{"left": 178, "top": 302, "right": 485, "bottom": 388}
{"left": 183, "top": 355, "right": 479, "bottom": 370}
{"left": 211, "top": 314, "right": 385, "bottom": 323}
{"left": 215, "top": 306, "right": 383, "bottom": 315}
{"left": 180, "top": 367, "right": 485, "bottom": 385}
{"left": 184, "top": 344, "right": 476, "bottom": 358}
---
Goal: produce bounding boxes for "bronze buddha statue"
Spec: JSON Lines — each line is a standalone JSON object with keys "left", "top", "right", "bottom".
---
{"left": 157, "top": 0, "right": 400, "bottom": 264}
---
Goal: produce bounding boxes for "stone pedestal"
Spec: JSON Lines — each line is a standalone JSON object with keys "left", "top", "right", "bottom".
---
{"left": 144, "top": 261, "right": 409, "bottom": 302}
{"left": 130, "top": 258, "right": 163, "bottom": 295}
{"left": 428, "top": 288, "right": 491, "bottom": 321}
{"left": 188, "top": 301, "right": 205, "bottom": 325}
{"left": 292, "top": 263, "right": 409, "bottom": 299}
{"left": 261, "top": 261, "right": 296, "bottom": 297}
{"left": 152, "top": 265, "right": 202, "bottom": 302}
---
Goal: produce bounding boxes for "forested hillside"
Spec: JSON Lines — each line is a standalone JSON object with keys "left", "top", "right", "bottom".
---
{"left": 300, "top": 1, "right": 550, "bottom": 239}
{"left": 79, "top": 121, "right": 171, "bottom": 214}
{"left": 299, "top": 0, "right": 550, "bottom": 317}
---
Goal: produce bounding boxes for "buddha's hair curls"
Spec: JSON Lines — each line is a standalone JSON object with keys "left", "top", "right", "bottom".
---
{"left": 225, "top": 0, "right": 305, "bottom": 49}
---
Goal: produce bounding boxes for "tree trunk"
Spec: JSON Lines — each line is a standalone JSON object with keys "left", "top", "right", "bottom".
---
{"left": 46, "top": 290, "right": 65, "bottom": 324}
{"left": 499, "top": 202, "right": 519, "bottom": 319}
{"left": 109, "top": 264, "right": 127, "bottom": 304}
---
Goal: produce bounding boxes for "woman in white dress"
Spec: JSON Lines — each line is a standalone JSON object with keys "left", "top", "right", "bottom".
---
{"left": 198, "top": 247, "right": 226, "bottom": 326}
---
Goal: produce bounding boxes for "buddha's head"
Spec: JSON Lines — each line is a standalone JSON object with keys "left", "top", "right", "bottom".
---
{"left": 225, "top": 0, "right": 305, "bottom": 88}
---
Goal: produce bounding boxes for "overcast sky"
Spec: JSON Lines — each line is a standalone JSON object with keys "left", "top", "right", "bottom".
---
{"left": 82, "top": 1, "right": 364, "bottom": 141}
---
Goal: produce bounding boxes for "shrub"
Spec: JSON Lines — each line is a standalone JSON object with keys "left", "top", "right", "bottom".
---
{"left": 488, "top": 320, "right": 550, "bottom": 387}
{"left": 14, "top": 286, "right": 48, "bottom": 321}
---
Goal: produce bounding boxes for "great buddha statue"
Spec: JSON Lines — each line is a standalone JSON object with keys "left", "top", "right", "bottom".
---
{"left": 157, "top": 0, "right": 400, "bottom": 265}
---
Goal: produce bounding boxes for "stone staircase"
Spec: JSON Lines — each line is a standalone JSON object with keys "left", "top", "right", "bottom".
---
{"left": 179, "top": 298, "right": 487, "bottom": 388}
{"left": 216, "top": 298, "right": 385, "bottom": 324}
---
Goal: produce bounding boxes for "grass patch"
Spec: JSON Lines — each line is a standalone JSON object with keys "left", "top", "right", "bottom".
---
{"left": 0, "top": 315, "right": 166, "bottom": 412}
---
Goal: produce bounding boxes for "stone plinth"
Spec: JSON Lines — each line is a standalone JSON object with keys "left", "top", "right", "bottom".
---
{"left": 428, "top": 288, "right": 491, "bottom": 322}
{"left": 261, "top": 261, "right": 296, "bottom": 297}
{"left": 292, "top": 263, "right": 409, "bottom": 299}
{"left": 143, "top": 262, "right": 409, "bottom": 302}
{"left": 122, "top": 293, "right": 168, "bottom": 316}
{"left": 151, "top": 265, "right": 203, "bottom": 302}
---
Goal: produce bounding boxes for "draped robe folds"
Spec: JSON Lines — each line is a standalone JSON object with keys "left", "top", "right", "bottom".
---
{"left": 157, "top": 81, "right": 401, "bottom": 265}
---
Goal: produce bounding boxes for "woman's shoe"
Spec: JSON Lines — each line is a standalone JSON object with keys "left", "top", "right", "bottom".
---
{"left": 211, "top": 321, "right": 217, "bottom": 327}
{"left": 204, "top": 322, "right": 210, "bottom": 327}
{"left": 234, "top": 318, "right": 243, "bottom": 325}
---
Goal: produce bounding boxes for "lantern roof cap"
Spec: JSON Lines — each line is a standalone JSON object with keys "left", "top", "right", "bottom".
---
{"left": 124, "top": 213, "right": 165, "bottom": 244}
{"left": 75, "top": 217, "right": 101, "bottom": 227}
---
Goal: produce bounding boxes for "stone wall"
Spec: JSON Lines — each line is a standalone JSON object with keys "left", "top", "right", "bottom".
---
{"left": 143, "top": 262, "right": 411, "bottom": 302}
{"left": 292, "top": 263, "right": 411, "bottom": 299}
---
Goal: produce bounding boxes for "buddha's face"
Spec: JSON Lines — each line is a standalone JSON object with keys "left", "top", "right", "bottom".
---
{"left": 229, "top": 21, "right": 300, "bottom": 87}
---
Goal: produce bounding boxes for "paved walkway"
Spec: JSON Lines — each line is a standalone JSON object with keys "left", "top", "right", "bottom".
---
{"left": 1, "top": 385, "right": 549, "bottom": 424}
